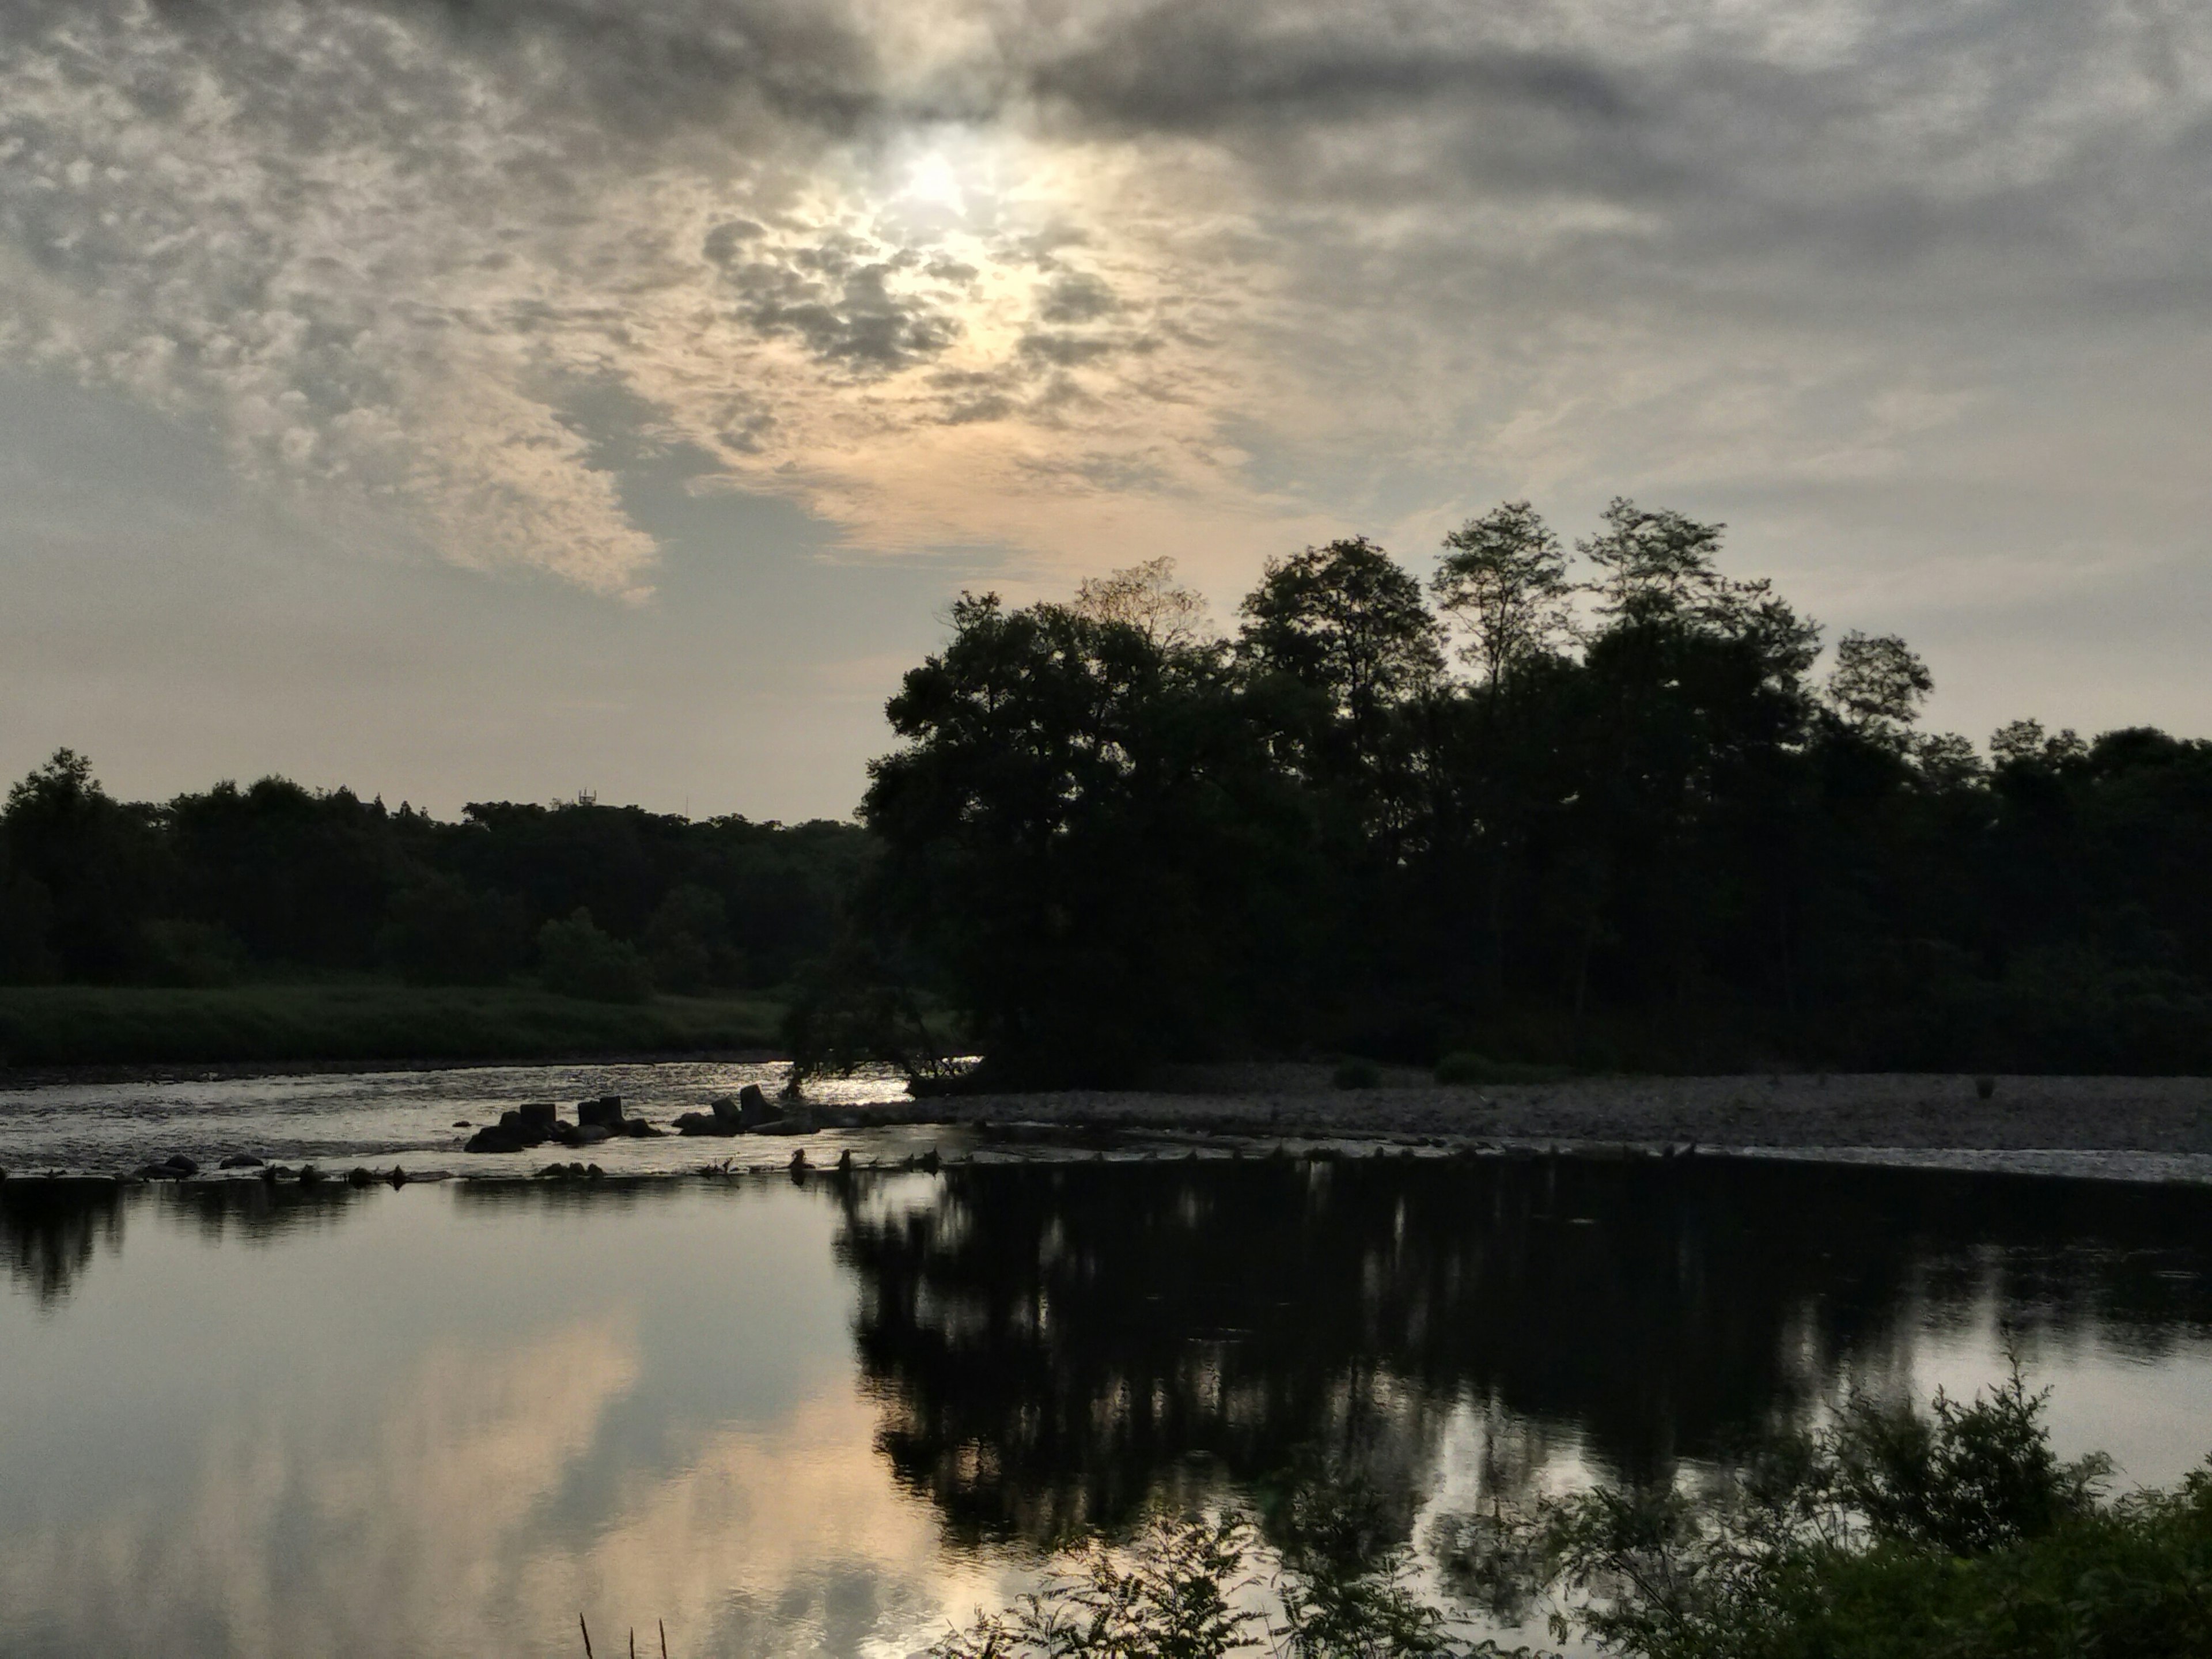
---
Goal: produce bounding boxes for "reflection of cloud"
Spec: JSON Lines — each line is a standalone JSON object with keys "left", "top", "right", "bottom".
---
{"left": 0, "top": 1316, "right": 641, "bottom": 1654}
{"left": 0, "top": 1310, "right": 1001, "bottom": 1658}
{"left": 533, "top": 1389, "right": 1002, "bottom": 1658}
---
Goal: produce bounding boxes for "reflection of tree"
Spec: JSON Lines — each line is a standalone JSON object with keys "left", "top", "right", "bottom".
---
{"left": 834, "top": 1158, "right": 2212, "bottom": 1545}
{"left": 1, "top": 1179, "right": 374, "bottom": 1303}
{"left": 2, "top": 1180, "right": 124, "bottom": 1304}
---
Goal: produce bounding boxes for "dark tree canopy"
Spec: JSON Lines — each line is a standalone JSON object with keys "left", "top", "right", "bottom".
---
{"left": 810, "top": 501, "right": 2212, "bottom": 1082}
{"left": 0, "top": 755, "right": 870, "bottom": 999}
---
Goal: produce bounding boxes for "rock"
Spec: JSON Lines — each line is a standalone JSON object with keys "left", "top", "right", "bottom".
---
{"left": 387, "top": 1166, "right": 408, "bottom": 1188}
{"left": 549, "top": 1122, "right": 584, "bottom": 1147}
{"left": 465, "top": 1126, "right": 526, "bottom": 1154}
{"left": 499, "top": 1108, "right": 553, "bottom": 1147}
{"left": 623, "top": 1118, "right": 662, "bottom": 1138}
{"left": 346, "top": 1167, "right": 374, "bottom": 1187}
{"left": 218, "top": 1153, "right": 265, "bottom": 1169}
{"left": 519, "top": 1103, "right": 559, "bottom": 1134}
{"left": 452, "top": 1120, "right": 473, "bottom": 1128}
{"left": 709, "top": 1094, "right": 742, "bottom": 1124}
{"left": 297, "top": 1164, "right": 322, "bottom": 1186}
{"left": 676, "top": 1111, "right": 739, "bottom": 1137}
{"left": 574, "top": 1124, "right": 613, "bottom": 1146}
{"left": 738, "top": 1084, "right": 784, "bottom": 1127}
{"left": 164, "top": 1154, "right": 200, "bottom": 1176}
{"left": 132, "top": 1162, "right": 185, "bottom": 1181}
{"left": 577, "top": 1096, "right": 626, "bottom": 1129}
{"left": 259, "top": 1164, "right": 280, "bottom": 1184}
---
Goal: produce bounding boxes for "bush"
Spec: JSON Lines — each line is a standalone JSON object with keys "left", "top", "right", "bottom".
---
{"left": 1333, "top": 1057, "right": 1382, "bottom": 1089}
{"left": 536, "top": 909, "right": 653, "bottom": 1003}
{"left": 137, "top": 919, "right": 245, "bottom": 987}
{"left": 378, "top": 873, "right": 532, "bottom": 986}
{"left": 1434, "top": 1051, "right": 1497, "bottom": 1085}
{"left": 1434, "top": 1051, "right": 1572, "bottom": 1086}
{"left": 1445, "top": 1369, "right": 2212, "bottom": 1659}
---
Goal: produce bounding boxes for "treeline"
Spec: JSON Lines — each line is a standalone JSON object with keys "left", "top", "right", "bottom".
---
{"left": 0, "top": 755, "right": 870, "bottom": 1001}
{"left": 804, "top": 501, "right": 2212, "bottom": 1082}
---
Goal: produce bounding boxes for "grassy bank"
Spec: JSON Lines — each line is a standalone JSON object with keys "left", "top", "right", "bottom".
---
{"left": 0, "top": 983, "right": 786, "bottom": 1070}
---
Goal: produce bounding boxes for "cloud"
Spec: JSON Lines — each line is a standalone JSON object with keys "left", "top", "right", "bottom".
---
{"left": 1, "top": 0, "right": 2209, "bottom": 610}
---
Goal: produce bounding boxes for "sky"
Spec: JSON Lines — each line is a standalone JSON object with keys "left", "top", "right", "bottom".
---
{"left": 2, "top": 0, "right": 2208, "bottom": 822}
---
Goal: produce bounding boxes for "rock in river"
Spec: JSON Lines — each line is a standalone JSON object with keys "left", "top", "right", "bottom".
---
{"left": 577, "top": 1096, "right": 626, "bottom": 1130}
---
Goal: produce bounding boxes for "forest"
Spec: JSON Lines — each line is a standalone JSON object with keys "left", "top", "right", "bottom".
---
{"left": 797, "top": 499, "right": 2212, "bottom": 1084}
{"left": 7, "top": 496, "right": 2210, "bottom": 1080}
{"left": 0, "top": 756, "right": 870, "bottom": 1003}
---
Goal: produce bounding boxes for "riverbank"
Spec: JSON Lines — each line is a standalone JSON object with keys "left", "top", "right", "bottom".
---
{"left": 0, "top": 984, "right": 785, "bottom": 1073}
{"left": 926, "top": 1066, "right": 2212, "bottom": 1154}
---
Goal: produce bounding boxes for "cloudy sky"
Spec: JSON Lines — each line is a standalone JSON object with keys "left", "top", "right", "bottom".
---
{"left": 3, "top": 0, "right": 2208, "bottom": 820}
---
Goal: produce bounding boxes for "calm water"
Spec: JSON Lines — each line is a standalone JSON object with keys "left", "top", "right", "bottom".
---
{"left": 3, "top": 1092, "right": 2211, "bottom": 1657}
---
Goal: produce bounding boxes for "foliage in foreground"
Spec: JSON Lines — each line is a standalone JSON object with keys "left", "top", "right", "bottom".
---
{"left": 932, "top": 1376, "right": 2212, "bottom": 1659}
{"left": 1452, "top": 1369, "right": 2212, "bottom": 1658}
{"left": 931, "top": 1494, "right": 1528, "bottom": 1659}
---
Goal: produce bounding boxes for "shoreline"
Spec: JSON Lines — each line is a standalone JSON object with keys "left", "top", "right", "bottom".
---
{"left": 926, "top": 1069, "right": 2212, "bottom": 1155}
{"left": 6, "top": 1066, "right": 2211, "bottom": 1191}
{"left": 0, "top": 1047, "right": 788, "bottom": 1092}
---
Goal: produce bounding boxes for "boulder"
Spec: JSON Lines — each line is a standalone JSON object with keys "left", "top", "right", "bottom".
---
{"left": 623, "top": 1118, "right": 662, "bottom": 1138}
{"left": 346, "top": 1167, "right": 375, "bottom": 1187}
{"left": 164, "top": 1153, "right": 200, "bottom": 1176}
{"left": 465, "top": 1126, "right": 526, "bottom": 1154}
{"left": 218, "top": 1154, "right": 265, "bottom": 1169}
{"left": 709, "top": 1095, "right": 742, "bottom": 1125}
{"left": 676, "top": 1111, "right": 738, "bottom": 1137}
{"left": 498, "top": 1108, "right": 554, "bottom": 1147}
{"left": 297, "top": 1165, "right": 323, "bottom": 1186}
{"left": 132, "top": 1162, "right": 185, "bottom": 1181}
{"left": 519, "top": 1103, "right": 559, "bottom": 1134}
{"left": 737, "top": 1084, "right": 784, "bottom": 1127}
{"left": 577, "top": 1096, "right": 626, "bottom": 1129}
{"left": 573, "top": 1124, "right": 613, "bottom": 1146}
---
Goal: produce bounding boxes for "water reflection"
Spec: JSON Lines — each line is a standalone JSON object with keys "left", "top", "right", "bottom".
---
{"left": 0, "top": 1157, "right": 2207, "bottom": 1659}
{"left": 834, "top": 1157, "right": 2212, "bottom": 1539}
{"left": 2, "top": 1179, "right": 124, "bottom": 1303}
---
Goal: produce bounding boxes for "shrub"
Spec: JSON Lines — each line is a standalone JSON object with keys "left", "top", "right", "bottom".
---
{"left": 1435, "top": 1051, "right": 1572, "bottom": 1086}
{"left": 536, "top": 909, "right": 653, "bottom": 1003}
{"left": 137, "top": 919, "right": 244, "bottom": 987}
{"left": 378, "top": 872, "right": 532, "bottom": 986}
{"left": 1333, "top": 1057, "right": 1381, "bottom": 1090}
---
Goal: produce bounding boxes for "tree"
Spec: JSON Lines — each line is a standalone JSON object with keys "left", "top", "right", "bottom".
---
{"left": 1, "top": 749, "right": 166, "bottom": 981}
{"left": 857, "top": 592, "right": 1298, "bottom": 1082}
{"left": 1826, "top": 630, "right": 1933, "bottom": 740}
{"left": 1237, "top": 538, "right": 1444, "bottom": 743}
{"left": 1578, "top": 498, "right": 1733, "bottom": 623}
{"left": 1073, "top": 556, "right": 1213, "bottom": 650}
{"left": 1431, "top": 501, "right": 1574, "bottom": 689}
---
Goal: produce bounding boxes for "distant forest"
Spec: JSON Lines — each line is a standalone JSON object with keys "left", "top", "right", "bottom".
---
{"left": 0, "top": 755, "right": 871, "bottom": 1003}
{"left": 8, "top": 496, "right": 2211, "bottom": 1079}
{"left": 796, "top": 499, "right": 2212, "bottom": 1082}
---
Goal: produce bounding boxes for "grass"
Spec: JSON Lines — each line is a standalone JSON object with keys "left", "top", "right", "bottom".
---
{"left": 0, "top": 982, "right": 787, "bottom": 1069}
